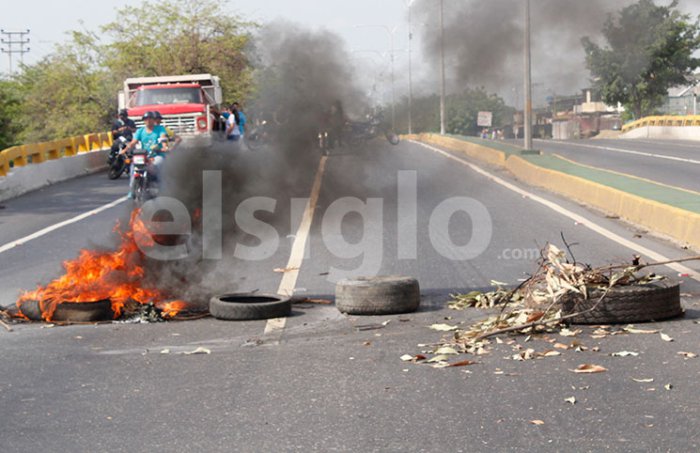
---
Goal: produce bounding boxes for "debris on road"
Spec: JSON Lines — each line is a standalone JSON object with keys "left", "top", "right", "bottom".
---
{"left": 571, "top": 364, "right": 608, "bottom": 374}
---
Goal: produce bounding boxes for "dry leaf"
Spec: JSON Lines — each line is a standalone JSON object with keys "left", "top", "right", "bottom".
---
{"left": 435, "top": 346, "right": 460, "bottom": 355}
{"left": 527, "top": 312, "right": 545, "bottom": 323}
{"left": 564, "top": 396, "right": 577, "bottom": 405}
{"left": 571, "top": 364, "right": 607, "bottom": 374}
{"left": 560, "top": 328, "right": 581, "bottom": 337}
{"left": 530, "top": 420, "right": 545, "bottom": 425}
{"left": 678, "top": 351, "right": 698, "bottom": 359}
{"left": 542, "top": 350, "right": 561, "bottom": 357}
{"left": 554, "top": 343, "right": 570, "bottom": 350}
{"left": 611, "top": 351, "right": 639, "bottom": 357}
{"left": 427, "top": 354, "right": 451, "bottom": 363}
{"left": 664, "top": 384, "right": 673, "bottom": 390}
{"left": 429, "top": 323, "right": 459, "bottom": 332}
{"left": 183, "top": 347, "right": 211, "bottom": 355}
{"left": 660, "top": 333, "right": 674, "bottom": 342}
{"left": 632, "top": 378, "right": 654, "bottom": 383}
{"left": 624, "top": 326, "right": 659, "bottom": 334}
{"left": 400, "top": 354, "right": 414, "bottom": 362}
{"left": 273, "top": 267, "right": 299, "bottom": 273}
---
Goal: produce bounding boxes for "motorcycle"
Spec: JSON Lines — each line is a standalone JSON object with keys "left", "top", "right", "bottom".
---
{"left": 346, "top": 115, "right": 400, "bottom": 146}
{"left": 130, "top": 139, "right": 167, "bottom": 205}
{"left": 244, "top": 120, "right": 269, "bottom": 151}
{"left": 107, "top": 136, "right": 130, "bottom": 180}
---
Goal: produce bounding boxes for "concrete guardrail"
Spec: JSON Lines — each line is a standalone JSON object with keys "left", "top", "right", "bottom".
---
{"left": 0, "top": 132, "right": 113, "bottom": 202}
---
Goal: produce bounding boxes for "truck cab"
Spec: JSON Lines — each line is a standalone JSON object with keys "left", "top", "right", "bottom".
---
{"left": 118, "top": 74, "right": 223, "bottom": 140}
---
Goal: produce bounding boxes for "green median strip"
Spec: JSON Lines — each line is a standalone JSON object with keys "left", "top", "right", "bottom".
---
{"left": 443, "top": 135, "right": 700, "bottom": 215}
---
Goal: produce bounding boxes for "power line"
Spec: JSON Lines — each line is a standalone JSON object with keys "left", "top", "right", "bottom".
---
{"left": 1, "top": 29, "right": 30, "bottom": 75}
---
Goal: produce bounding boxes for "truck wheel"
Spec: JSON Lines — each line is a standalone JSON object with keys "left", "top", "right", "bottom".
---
{"left": 210, "top": 293, "right": 292, "bottom": 321}
{"left": 335, "top": 276, "right": 420, "bottom": 315}
{"left": 561, "top": 281, "right": 682, "bottom": 325}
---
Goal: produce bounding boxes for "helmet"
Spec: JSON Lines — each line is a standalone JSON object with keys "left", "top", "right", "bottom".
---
{"left": 119, "top": 109, "right": 129, "bottom": 117}
{"left": 142, "top": 111, "right": 156, "bottom": 120}
{"left": 154, "top": 111, "right": 163, "bottom": 120}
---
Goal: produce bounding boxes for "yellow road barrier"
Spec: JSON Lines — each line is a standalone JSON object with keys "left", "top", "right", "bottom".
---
{"left": 0, "top": 132, "right": 112, "bottom": 177}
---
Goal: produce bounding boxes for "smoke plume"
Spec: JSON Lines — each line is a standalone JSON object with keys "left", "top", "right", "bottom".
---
{"left": 416, "top": 0, "right": 637, "bottom": 102}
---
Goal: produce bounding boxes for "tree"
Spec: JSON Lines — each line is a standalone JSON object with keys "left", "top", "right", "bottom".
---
{"left": 0, "top": 78, "right": 23, "bottom": 149}
{"left": 101, "top": 0, "right": 255, "bottom": 104}
{"left": 583, "top": 0, "right": 700, "bottom": 119}
{"left": 394, "top": 88, "right": 514, "bottom": 135}
{"left": 15, "top": 31, "right": 113, "bottom": 143}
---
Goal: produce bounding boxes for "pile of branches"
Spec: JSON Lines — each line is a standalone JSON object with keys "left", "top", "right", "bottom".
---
{"left": 448, "top": 243, "right": 695, "bottom": 344}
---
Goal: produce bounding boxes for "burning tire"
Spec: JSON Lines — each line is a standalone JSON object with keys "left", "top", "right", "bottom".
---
{"left": 19, "top": 299, "right": 114, "bottom": 323}
{"left": 335, "top": 276, "right": 420, "bottom": 316}
{"left": 209, "top": 293, "right": 292, "bottom": 321}
{"left": 561, "top": 281, "right": 682, "bottom": 325}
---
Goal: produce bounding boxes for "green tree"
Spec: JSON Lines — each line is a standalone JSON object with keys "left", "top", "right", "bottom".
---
{"left": 15, "top": 31, "right": 113, "bottom": 143}
{"left": 0, "top": 78, "right": 23, "bottom": 149}
{"left": 394, "top": 88, "right": 514, "bottom": 135}
{"left": 101, "top": 0, "right": 255, "bottom": 104}
{"left": 583, "top": 0, "right": 700, "bottom": 119}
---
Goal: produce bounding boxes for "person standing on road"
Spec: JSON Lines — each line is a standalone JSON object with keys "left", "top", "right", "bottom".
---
{"left": 225, "top": 104, "right": 241, "bottom": 143}
{"left": 232, "top": 102, "right": 247, "bottom": 137}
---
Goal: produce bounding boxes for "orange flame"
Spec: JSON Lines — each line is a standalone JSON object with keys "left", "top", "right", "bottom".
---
{"left": 16, "top": 209, "right": 190, "bottom": 321}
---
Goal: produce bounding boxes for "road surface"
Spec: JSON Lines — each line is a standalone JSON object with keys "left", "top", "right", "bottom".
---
{"left": 1, "top": 139, "right": 699, "bottom": 452}
{"left": 531, "top": 138, "right": 700, "bottom": 193}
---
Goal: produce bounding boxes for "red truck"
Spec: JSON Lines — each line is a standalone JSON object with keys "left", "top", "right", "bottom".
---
{"left": 118, "top": 74, "right": 223, "bottom": 139}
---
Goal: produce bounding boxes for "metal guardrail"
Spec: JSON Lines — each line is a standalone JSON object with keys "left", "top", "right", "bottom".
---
{"left": 621, "top": 115, "right": 700, "bottom": 133}
{"left": 0, "top": 132, "right": 112, "bottom": 177}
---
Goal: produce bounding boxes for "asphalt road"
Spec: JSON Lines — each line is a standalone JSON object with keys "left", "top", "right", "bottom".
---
{"left": 1, "top": 139, "right": 700, "bottom": 452}
{"left": 529, "top": 138, "right": 700, "bottom": 193}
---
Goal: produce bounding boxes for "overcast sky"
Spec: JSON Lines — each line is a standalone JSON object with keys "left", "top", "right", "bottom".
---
{"left": 3, "top": 0, "right": 700, "bottom": 102}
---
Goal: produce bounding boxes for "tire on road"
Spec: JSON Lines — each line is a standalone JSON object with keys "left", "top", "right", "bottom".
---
{"left": 19, "top": 299, "right": 114, "bottom": 322}
{"left": 209, "top": 293, "right": 292, "bottom": 321}
{"left": 335, "top": 276, "right": 420, "bottom": 316}
{"left": 561, "top": 280, "right": 683, "bottom": 325}
{"left": 386, "top": 132, "right": 400, "bottom": 145}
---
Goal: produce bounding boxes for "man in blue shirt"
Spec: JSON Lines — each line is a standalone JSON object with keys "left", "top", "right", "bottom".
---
{"left": 122, "top": 111, "right": 169, "bottom": 198}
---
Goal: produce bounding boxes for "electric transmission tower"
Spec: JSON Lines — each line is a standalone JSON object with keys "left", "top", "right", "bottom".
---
{"left": 1, "top": 29, "right": 30, "bottom": 74}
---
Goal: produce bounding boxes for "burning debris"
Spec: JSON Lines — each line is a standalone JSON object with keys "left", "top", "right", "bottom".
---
{"left": 14, "top": 210, "right": 194, "bottom": 323}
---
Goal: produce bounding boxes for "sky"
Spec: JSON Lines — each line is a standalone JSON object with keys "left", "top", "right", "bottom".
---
{"left": 2, "top": 0, "right": 700, "bottom": 105}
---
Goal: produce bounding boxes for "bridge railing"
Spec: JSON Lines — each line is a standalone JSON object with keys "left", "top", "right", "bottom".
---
{"left": 621, "top": 115, "right": 700, "bottom": 133}
{"left": 0, "top": 132, "right": 113, "bottom": 177}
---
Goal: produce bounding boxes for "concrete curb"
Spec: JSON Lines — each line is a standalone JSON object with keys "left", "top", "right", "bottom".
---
{"left": 0, "top": 149, "right": 109, "bottom": 203}
{"left": 411, "top": 134, "right": 700, "bottom": 250}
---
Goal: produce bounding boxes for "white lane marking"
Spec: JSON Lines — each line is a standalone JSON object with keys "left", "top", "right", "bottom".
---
{"left": 264, "top": 156, "right": 328, "bottom": 336}
{"left": 537, "top": 139, "right": 700, "bottom": 165}
{"left": 0, "top": 196, "right": 128, "bottom": 255}
{"left": 632, "top": 139, "right": 700, "bottom": 150}
{"left": 413, "top": 140, "right": 700, "bottom": 281}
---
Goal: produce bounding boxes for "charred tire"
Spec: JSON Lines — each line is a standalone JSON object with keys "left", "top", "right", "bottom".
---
{"left": 335, "top": 276, "right": 420, "bottom": 316}
{"left": 209, "top": 293, "right": 292, "bottom": 321}
{"left": 561, "top": 281, "right": 682, "bottom": 325}
{"left": 19, "top": 299, "right": 114, "bottom": 322}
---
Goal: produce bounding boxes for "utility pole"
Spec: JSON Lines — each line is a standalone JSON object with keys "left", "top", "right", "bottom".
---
{"left": 407, "top": 0, "right": 415, "bottom": 135}
{"left": 439, "top": 0, "right": 446, "bottom": 135}
{"left": 523, "top": 0, "right": 533, "bottom": 150}
{"left": 1, "top": 29, "right": 30, "bottom": 75}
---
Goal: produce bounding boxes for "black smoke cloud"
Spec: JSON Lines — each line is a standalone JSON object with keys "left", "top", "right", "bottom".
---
{"left": 136, "top": 22, "right": 368, "bottom": 308}
{"left": 416, "top": 0, "right": 636, "bottom": 101}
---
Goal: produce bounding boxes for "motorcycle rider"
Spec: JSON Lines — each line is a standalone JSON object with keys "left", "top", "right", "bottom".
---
{"left": 110, "top": 109, "right": 136, "bottom": 158}
{"left": 153, "top": 111, "right": 182, "bottom": 149}
{"left": 121, "top": 111, "right": 168, "bottom": 198}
